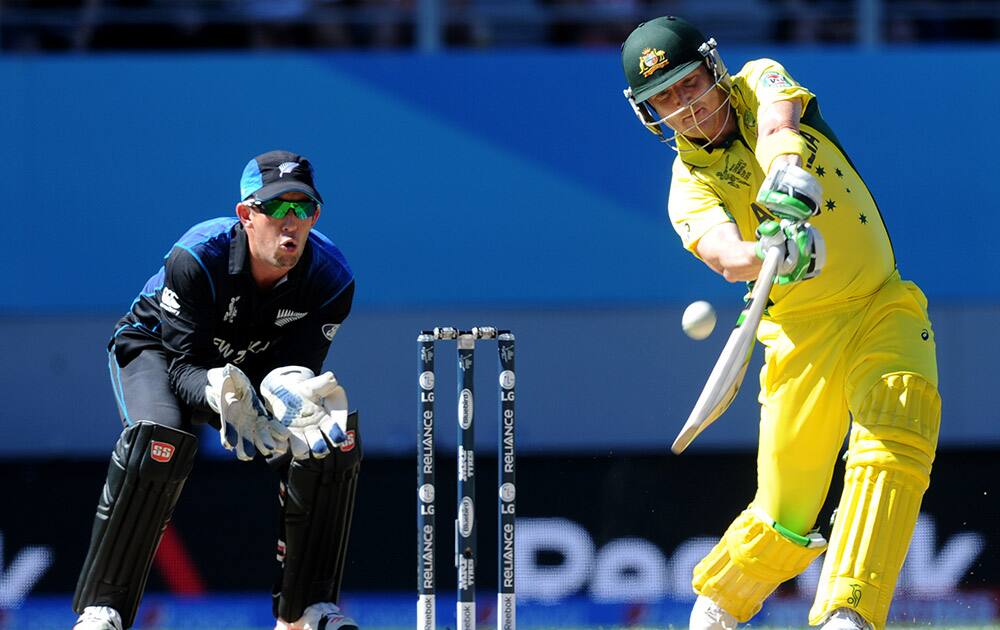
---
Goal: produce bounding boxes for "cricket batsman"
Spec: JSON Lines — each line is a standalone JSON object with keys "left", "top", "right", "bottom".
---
{"left": 620, "top": 17, "right": 940, "bottom": 630}
{"left": 73, "top": 150, "right": 361, "bottom": 630}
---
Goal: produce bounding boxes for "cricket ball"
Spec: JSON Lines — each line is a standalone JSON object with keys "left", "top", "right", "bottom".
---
{"left": 682, "top": 300, "right": 716, "bottom": 340}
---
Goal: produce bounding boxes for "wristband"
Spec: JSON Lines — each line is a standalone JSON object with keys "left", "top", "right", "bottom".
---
{"left": 755, "top": 128, "right": 809, "bottom": 173}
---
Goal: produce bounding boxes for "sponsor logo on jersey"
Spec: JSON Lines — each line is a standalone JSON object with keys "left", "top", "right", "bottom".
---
{"left": 150, "top": 441, "right": 175, "bottom": 462}
{"left": 760, "top": 70, "right": 792, "bottom": 88}
{"left": 159, "top": 287, "right": 181, "bottom": 316}
{"left": 223, "top": 296, "right": 240, "bottom": 323}
{"left": 213, "top": 337, "right": 272, "bottom": 364}
{"left": 275, "top": 309, "right": 307, "bottom": 327}
{"left": 639, "top": 47, "right": 669, "bottom": 78}
{"left": 322, "top": 323, "right": 340, "bottom": 341}
{"left": 714, "top": 154, "right": 753, "bottom": 189}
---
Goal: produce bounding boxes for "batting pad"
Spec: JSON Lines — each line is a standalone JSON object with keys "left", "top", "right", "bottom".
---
{"left": 810, "top": 373, "right": 940, "bottom": 630}
{"left": 693, "top": 507, "right": 826, "bottom": 622}
{"left": 73, "top": 422, "right": 197, "bottom": 627}
{"left": 274, "top": 411, "right": 362, "bottom": 623}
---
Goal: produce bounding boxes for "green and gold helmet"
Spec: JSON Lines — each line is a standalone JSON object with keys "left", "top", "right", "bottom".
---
{"left": 622, "top": 16, "right": 709, "bottom": 104}
{"left": 621, "top": 16, "right": 731, "bottom": 148}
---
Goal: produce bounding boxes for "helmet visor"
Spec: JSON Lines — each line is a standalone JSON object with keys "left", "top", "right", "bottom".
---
{"left": 632, "top": 59, "right": 704, "bottom": 103}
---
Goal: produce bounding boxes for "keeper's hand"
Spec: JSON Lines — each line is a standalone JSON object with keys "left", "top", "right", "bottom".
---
{"left": 261, "top": 366, "right": 349, "bottom": 460}
{"left": 756, "top": 163, "right": 822, "bottom": 222}
{"left": 755, "top": 219, "right": 826, "bottom": 284}
{"left": 206, "top": 365, "right": 290, "bottom": 461}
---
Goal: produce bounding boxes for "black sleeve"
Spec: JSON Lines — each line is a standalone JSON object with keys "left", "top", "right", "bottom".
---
{"left": 272, "top": 280, "right": 355, "bottom": 374}
{"left": 160, "top": 249, "right": 219, "bottom": 410}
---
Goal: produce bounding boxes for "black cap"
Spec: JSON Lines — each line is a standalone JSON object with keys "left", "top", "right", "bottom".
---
{"left": 240, "top": 150, "right": 323, "bottom": 204}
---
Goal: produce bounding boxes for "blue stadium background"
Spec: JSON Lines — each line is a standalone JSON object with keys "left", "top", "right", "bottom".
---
{"left": 1, "top": 45, "right": 998, "bottom": 628}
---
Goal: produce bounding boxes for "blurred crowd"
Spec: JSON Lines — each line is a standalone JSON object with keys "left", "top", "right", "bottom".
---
{"left": 1, "top": 0, "right": 997, "bottom": 51}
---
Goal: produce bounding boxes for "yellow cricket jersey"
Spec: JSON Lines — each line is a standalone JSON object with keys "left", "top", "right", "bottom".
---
{"left": 667, "top": 58, "right": 895, "bottom": 318}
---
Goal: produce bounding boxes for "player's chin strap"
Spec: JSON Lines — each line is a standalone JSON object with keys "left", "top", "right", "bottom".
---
{"left": 623, "top": 38, "right": 733, "bottom": 153}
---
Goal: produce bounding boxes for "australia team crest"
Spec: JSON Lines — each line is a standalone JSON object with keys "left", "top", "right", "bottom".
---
{"left": 639, "top": 48, "right": 670, "bottom": 78}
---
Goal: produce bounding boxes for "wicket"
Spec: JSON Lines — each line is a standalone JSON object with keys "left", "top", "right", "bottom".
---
{"left": 418, "top": 326, "right": 516, "bottom": 630}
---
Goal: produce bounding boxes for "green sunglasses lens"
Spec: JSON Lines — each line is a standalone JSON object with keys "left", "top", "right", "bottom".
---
{"left": 260, "top": 199, "right": 317, "bottom": 219}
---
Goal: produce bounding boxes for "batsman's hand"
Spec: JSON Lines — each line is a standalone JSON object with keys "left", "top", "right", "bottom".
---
{"left": 260, "top": 366, "right": 349, "bottom": 460}
{"left": 206, "top": 365, "right": 290, "bottom": 461}
{"left": 756, "top": 163, "right": 822, "bottom": 222}
{"left": 755, "top": 219, "right": 826, "bottom": 284}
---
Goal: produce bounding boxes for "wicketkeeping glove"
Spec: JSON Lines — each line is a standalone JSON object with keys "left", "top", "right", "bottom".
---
{"left": 756, "top": 163, "right": 822, "bottom": 222}
{"left": 206, "top": 364, "right": 290, "bottom": 461}
{"left": 260, "top": 366, "right": 349, "bottom": 460}
{"left": 755, "top": 219, "right": 826, "bottom": 284}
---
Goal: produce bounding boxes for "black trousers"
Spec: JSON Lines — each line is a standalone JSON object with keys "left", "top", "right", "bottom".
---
{"left": 108, "top": 346, "right": 216, "bottom": 430}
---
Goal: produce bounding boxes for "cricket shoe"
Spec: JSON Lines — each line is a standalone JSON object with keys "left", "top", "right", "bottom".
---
{"left": 275, "top": 602, "right": 358, "bottom": 630}
{"left": 820, "top": 608, "right": 874, "bottom": 630}
{"left": 689, "top": 594, "right": 739, "bottom": 629}
{"left": 73, "top": 606, "right": 124, "bottom": 630}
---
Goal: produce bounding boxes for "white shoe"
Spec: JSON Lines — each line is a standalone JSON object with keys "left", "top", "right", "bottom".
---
{"left": 820, "top": 607, "right": 873, "bottom": 630}
{"left": 73, "top": 606, "right": 124, "bottom": 630}
{"left": 275, "top": 602, "right": 358, "bottom": 630}
{"left": 690, "top": 594, "right": 738, "bottom": 630}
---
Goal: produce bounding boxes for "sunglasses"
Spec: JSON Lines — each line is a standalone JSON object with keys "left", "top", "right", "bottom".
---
{"left": 253, "top": 198, "right": 319, "bottom": 220}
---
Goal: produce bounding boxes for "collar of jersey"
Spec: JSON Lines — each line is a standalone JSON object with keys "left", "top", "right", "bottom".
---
{"left": 677, "top": 131, "right": 741, "bottom": 168}
{"left": 229, "top": 223, "right": 251, "bottom": 275}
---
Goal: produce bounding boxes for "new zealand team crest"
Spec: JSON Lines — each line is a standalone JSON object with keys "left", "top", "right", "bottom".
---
{"left": 639, "top": 48, "right": 670, "bottom": 78}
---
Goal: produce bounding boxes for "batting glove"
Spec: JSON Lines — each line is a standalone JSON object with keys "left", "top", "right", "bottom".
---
{"left": 756, "top": 163, "right": 822, "bottom": 222}
{"left": 755, "top": 219, "right": 826, "bottom": 284}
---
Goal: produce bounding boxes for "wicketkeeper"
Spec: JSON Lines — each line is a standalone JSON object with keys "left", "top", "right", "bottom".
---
{"left": 73, "top": 150, "right": 362, "bottom": 630}
{"left": 621, "top": 17, "right": 940, "bottom": 630}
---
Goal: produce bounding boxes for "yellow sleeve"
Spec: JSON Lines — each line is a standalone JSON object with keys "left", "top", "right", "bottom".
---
{"left": 735, "top": 58, "right": 814, "bottom": 115}
{"left": 667, "top": 157, "right": 732, "bottom": 255}
{"left": 733, "top": 59, "right": 817, "bottom": 172}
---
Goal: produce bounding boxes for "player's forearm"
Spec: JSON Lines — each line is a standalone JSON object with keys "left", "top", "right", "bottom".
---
{"left": 168, "top": 360, "right": 213, "bottom": 411}
{"left": 756, "top": 99, "right": 806, "bottom": 170}
{"left": 759, "top": 99, "right": 801, "bottom": 137}
{"left": 696, "top": 223, "right": 762, "bottom": 282}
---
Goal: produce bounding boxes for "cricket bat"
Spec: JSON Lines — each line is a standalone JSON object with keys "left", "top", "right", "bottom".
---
{"left": 671, "top": 246, "right": 782, "bottom": 454}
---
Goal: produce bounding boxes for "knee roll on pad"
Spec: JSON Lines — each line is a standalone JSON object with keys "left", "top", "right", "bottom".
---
{"left": 274, "top": 411, "right": 362, "bottom": 622}
{"left": 73, "top": 422, "right": 197, "bottom": 627}
{"left": 693, "top": 508, "right": 826, "bottom": 622}
{"left": 810, "top": 374, "right": 940, "bottom": 630}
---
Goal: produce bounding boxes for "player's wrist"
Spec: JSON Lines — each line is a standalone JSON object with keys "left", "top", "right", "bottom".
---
{"left": 772, "top": 152, "right": 803, "bottom": 168}
{"left": 755, "top": 128, "right": 808, "bottom": 173}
